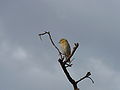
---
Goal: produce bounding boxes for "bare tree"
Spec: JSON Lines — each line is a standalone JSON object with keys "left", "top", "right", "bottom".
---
{"left": 38, "top": 31, "right": 94, "bottom": 90}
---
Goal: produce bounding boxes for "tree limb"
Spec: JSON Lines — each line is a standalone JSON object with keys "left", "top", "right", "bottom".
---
{"left": 58, "top": 59, "right": 79, "bottom": 90}
{"left": 38, "top": 31, "right": 94, "bottom": 90}
{"left": 64, "top": 43, "right": 79, "bottom": 65}
{"left": 76, "top": 72, "right": 94, "bottom": 84}
{"left": 38, "top": 31, "right": 62, "bottom": 59}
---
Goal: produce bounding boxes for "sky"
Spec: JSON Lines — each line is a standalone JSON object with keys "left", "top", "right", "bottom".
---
{"left": 0, "top": 0, "right": 120, "bottom": 90}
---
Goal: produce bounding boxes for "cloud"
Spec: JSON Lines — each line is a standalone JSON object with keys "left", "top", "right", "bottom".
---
{"left": 12, "top": 47, "right": 28, "bottom": 60}
{"left": 0, "top": 0, "right": 120, "bottom": 90}
{"left": 0, "top": 33, "right": 68, "bottom": 90}
{"left": 70, "top": 57, "right": 120, "bottom": 90}
{"left": 88, "top": 58, "right": 120, "bottom": 90}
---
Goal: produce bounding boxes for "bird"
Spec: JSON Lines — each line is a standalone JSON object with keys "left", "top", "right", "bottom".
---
{"left": 59, "top": 38, "right": 71, "bottom": 62}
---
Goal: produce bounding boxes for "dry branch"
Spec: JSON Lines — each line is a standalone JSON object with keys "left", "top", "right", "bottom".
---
{"left": 38, "top": 31, "right": 94, "bottom": 90}
{"left": 38, "top": 31, "right": 62, "bottom": 58}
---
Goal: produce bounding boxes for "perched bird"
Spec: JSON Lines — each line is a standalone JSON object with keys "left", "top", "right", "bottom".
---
{"left": 59, "top": 38, "right": 71, "bottom": 62}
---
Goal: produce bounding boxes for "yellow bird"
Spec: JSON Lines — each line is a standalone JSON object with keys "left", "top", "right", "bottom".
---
{"left": 59, "top": 38, "right": 71, "bottom": 62}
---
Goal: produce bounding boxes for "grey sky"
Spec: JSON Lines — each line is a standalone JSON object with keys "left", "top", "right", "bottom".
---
{"left": 0, "top": 0, "right": 120, "bottom": 90}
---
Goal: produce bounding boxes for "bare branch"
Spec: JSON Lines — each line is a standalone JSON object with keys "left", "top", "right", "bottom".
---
{"left": 58, "top": 59, "right": 78, "bottom": 90}
{"left": 65, "top": 63, "right": 73, "bottom": 68}
{"left": 76, "top": 72, "right": 94, "bottom": 84}
{"left": 38, "top": 31, "right": 62, "bottom": 58}
{"left": 87, "top": 77, "right": 94, "bottom": 84}
{"left": 38, "top": 31, "right": 48, "bottom": 40}
{"left": 64, "top": 43, "right": 79, "bottom": 64}
{"left": 39, "top": 31, "right": 94, "bottom": 90}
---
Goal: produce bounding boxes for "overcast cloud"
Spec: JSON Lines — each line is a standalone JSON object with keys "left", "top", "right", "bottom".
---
{"left": 0, "top": 0, "right": 120, "bottom": 90}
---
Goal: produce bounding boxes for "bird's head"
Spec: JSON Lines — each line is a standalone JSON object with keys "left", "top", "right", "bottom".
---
{"left": 59, "top": 38, "right": 68, "bottom": 44}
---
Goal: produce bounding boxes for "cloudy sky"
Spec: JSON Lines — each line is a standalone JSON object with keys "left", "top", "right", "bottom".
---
{"left": 0, "top": 0, "right": 120, "bottom": 90}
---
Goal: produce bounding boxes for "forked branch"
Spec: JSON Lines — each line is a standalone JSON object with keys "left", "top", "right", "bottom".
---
{"left": 76, "top": 72, "right": 94, "bottom": 84}
{"left": 38, "top": 31, "right": 94, "bottom": 90}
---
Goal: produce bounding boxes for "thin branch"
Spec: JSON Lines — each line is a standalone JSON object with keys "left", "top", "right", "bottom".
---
{"left": 76, "top": 72, "right": 94, "bottom": 84}
{"left": 64, "top": 43, "right": 79, "bottom": 64}
{"left": 38, "top": 31, "right": 62, "bottom": 58}
{"left": 65, "top": 63, "right": 72, "bottom": 68}
{"left": 87, "top": 77, "right": 94, "bottom": 84}
{"left": 38, "top": 31, "right": 48, "bottom": 40}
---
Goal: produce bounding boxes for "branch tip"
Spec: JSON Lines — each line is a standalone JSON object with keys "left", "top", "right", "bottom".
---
{"left": 76, "top": 72, "right": 94, "bottom": 84}
{"left": 87, "top": 77, "right": 94, "bottom": 84}
{"left": 86, "top": 72, "right": 91, "bottom": 77}
{"left": 38, "top": 31, "right": 62, "bottom": 58}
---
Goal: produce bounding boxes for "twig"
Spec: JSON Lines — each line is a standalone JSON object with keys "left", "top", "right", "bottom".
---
{"left": 38, "top": 31, "right": 62, "bottom": 58}
{"left": 76, "top": 72, "right": 94, "bottom": 84}
{"left": 64, "top": 43, "right": 79, "bottom": 64}
{"left": 88, "top": 77, "right": 94, "bottom": 84}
